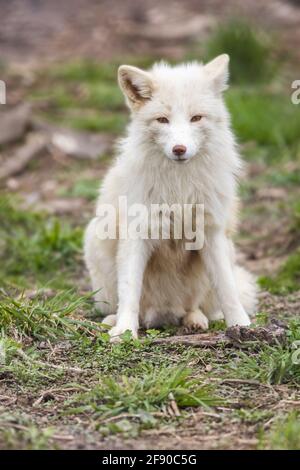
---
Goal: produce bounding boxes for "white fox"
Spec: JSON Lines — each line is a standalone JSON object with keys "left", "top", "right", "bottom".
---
{"left": 84, "top": 55, "right": 257, "bottom": 341}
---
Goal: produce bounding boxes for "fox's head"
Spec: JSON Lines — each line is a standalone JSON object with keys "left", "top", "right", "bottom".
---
{"left": 118, "top": 55, "right": 230, "bottom": 164}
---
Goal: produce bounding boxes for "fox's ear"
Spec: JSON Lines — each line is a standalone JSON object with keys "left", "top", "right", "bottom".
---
{"left": 204, "top": 54, "right": 230, "bottom": 93}
{"left": 118, "top": 65, "right": 154, "bottom": 109}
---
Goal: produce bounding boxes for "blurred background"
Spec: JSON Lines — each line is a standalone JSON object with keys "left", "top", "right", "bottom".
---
{"left": 0, "top": 0, "right": 300, "bottom": 451}
{"left": 0, "top": 0, "right": 299, "bottom": 291}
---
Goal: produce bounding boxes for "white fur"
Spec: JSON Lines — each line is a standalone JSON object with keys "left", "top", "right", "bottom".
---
{"left": 84, "top": 55, "right": 258, "bottom": 341}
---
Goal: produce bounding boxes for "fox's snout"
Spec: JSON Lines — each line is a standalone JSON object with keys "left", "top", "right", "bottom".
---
{"left": 172, "top": 145, "right": 187, "bottom": 158}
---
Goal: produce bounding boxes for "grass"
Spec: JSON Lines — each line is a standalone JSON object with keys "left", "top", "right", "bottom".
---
{"left": 31, "top": 58, "right": 159, "bottom": 134}
{"left": 227, "top": 88, "right": 300, "bottom": 159}
{"left": 0, "top": 276, "right": 299, "bottom": 446}
{"left": 59, "top": 178, "right": 100, "bottom": 201}
{"left": 28, "top": 23, "right": 299, "bottom": 156}
{"left": 65, "top": 365, "right": 220, "bottom": 435}
{"left": 235, "top": 409, "right": 274, "bottom": 425}
{"left": 0, "top": 196, "right": 82, "bottom": 286}
{"left": 0, "top": 412, "right": 57, "bottom": 450}
{"left": 50, "top": 57, "right": 157, "bottom": 83}
{"left": 259, "top": 249, "right": 300, "bottom": 294}
{"left": 67, "top": 111, "right": 127, "bottom": 134}
{"left": 226, "top": 345, "right": 300, "bottom": 385}
{"left": 267, "top": 169, "right": 300, "bottom": 187}
{"left": 260, "top": 412, "right": 300, "bottom": 450}
{"left": 32, "top": 81, "right": 125, "bottom": 122}
{"left": 68, "top": 365, "right": 219, "bottom": 414}
{"left": 51, "top": 60, "right": 119, "bottom": 83}
{"left": 291, "top": 200, "right": 300, "bottom": 232}
{"left": 0, "top": 289, "right": 103, "bottom": 342}
{"left": 223, "top": 317, "right": 300, "bottom": 385}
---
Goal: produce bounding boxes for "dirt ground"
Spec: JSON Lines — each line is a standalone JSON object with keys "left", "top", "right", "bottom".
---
{"left": 2, "top": 0, "right": 300, "bottom": 67}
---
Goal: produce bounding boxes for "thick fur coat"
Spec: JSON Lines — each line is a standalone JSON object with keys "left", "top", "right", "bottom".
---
{"left": 84, "top": 55, "right": 257, "bottom": 340}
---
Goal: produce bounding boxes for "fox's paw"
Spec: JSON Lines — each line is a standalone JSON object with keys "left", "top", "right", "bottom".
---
{"left": 226, "top": 307, "right": 251, "bottom": 327}
{"left": 183, "top": 310, "right": 209, "bottom": 331}
{"left": 101, "top": 314, "right": 117, "bottom": 327}
{"left": 207, "top": 310, "right": 224, "bottom": 322}
{"left": 109, "top": 324, "right": 138, "bottom": 343}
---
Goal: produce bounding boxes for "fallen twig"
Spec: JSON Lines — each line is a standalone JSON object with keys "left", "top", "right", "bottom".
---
{"left": 0, "top": 133, "right": 48, "bottom": 180}
{"left": 98, "top": 411, "right": 165, "bottom": 425}
{"left": 193, "top": 411, "right": 222, "bottom": 420}
{"left": 226, "top": 324, "right": 286, "bottom": 346}
{"left": 220, "top": 379, "right": 271, "bottom": 388}
{"left": 32, "top": 385, "right": 88, "bottom": 408}
{"left": 168, "top": 392, "right": 181, "bottom": 417}
{"left": 152, "top": 333, "right": 227, "bottom": 348}
{"left": 152, "top": 324, "right": 287, "bottom": 349}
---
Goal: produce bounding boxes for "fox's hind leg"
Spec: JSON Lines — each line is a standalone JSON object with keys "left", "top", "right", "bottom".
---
{"left": 183, "top": 309, "right": 209, "bottom": 330}
{"left": 234, "top": 265, "right": 258, "bottom": 317}
{"left": 203, "top": 265, "right": 257, "bottom": 322}
{"left": 101, "top": 314, "right": 117, "bottom": 327}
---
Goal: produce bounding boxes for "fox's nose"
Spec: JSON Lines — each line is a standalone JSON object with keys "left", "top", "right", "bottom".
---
{"left": 172, "top": 145, "right": 187, "bottom": 157}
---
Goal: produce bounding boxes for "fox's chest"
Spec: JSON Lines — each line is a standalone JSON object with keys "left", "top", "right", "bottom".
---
{"left": 138, "top": 164, "right": 230, "bottom": 228}
{"left": 148, "top": 178, "right": 204, "bottom": 206}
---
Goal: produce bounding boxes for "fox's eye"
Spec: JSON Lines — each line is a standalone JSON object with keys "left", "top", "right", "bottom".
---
{"left": 156, "top": 117, "right": 169, "bottom": 124}
{"left": 191, "top": 115, "right": 202, "bottom": 122}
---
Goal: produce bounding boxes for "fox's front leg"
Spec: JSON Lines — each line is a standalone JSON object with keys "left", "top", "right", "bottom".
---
{"left": 202, "top": 228, "right": 251, "bottom": 327}
{"left": 109, "top": 239, "right": 151, "bottom": 342}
